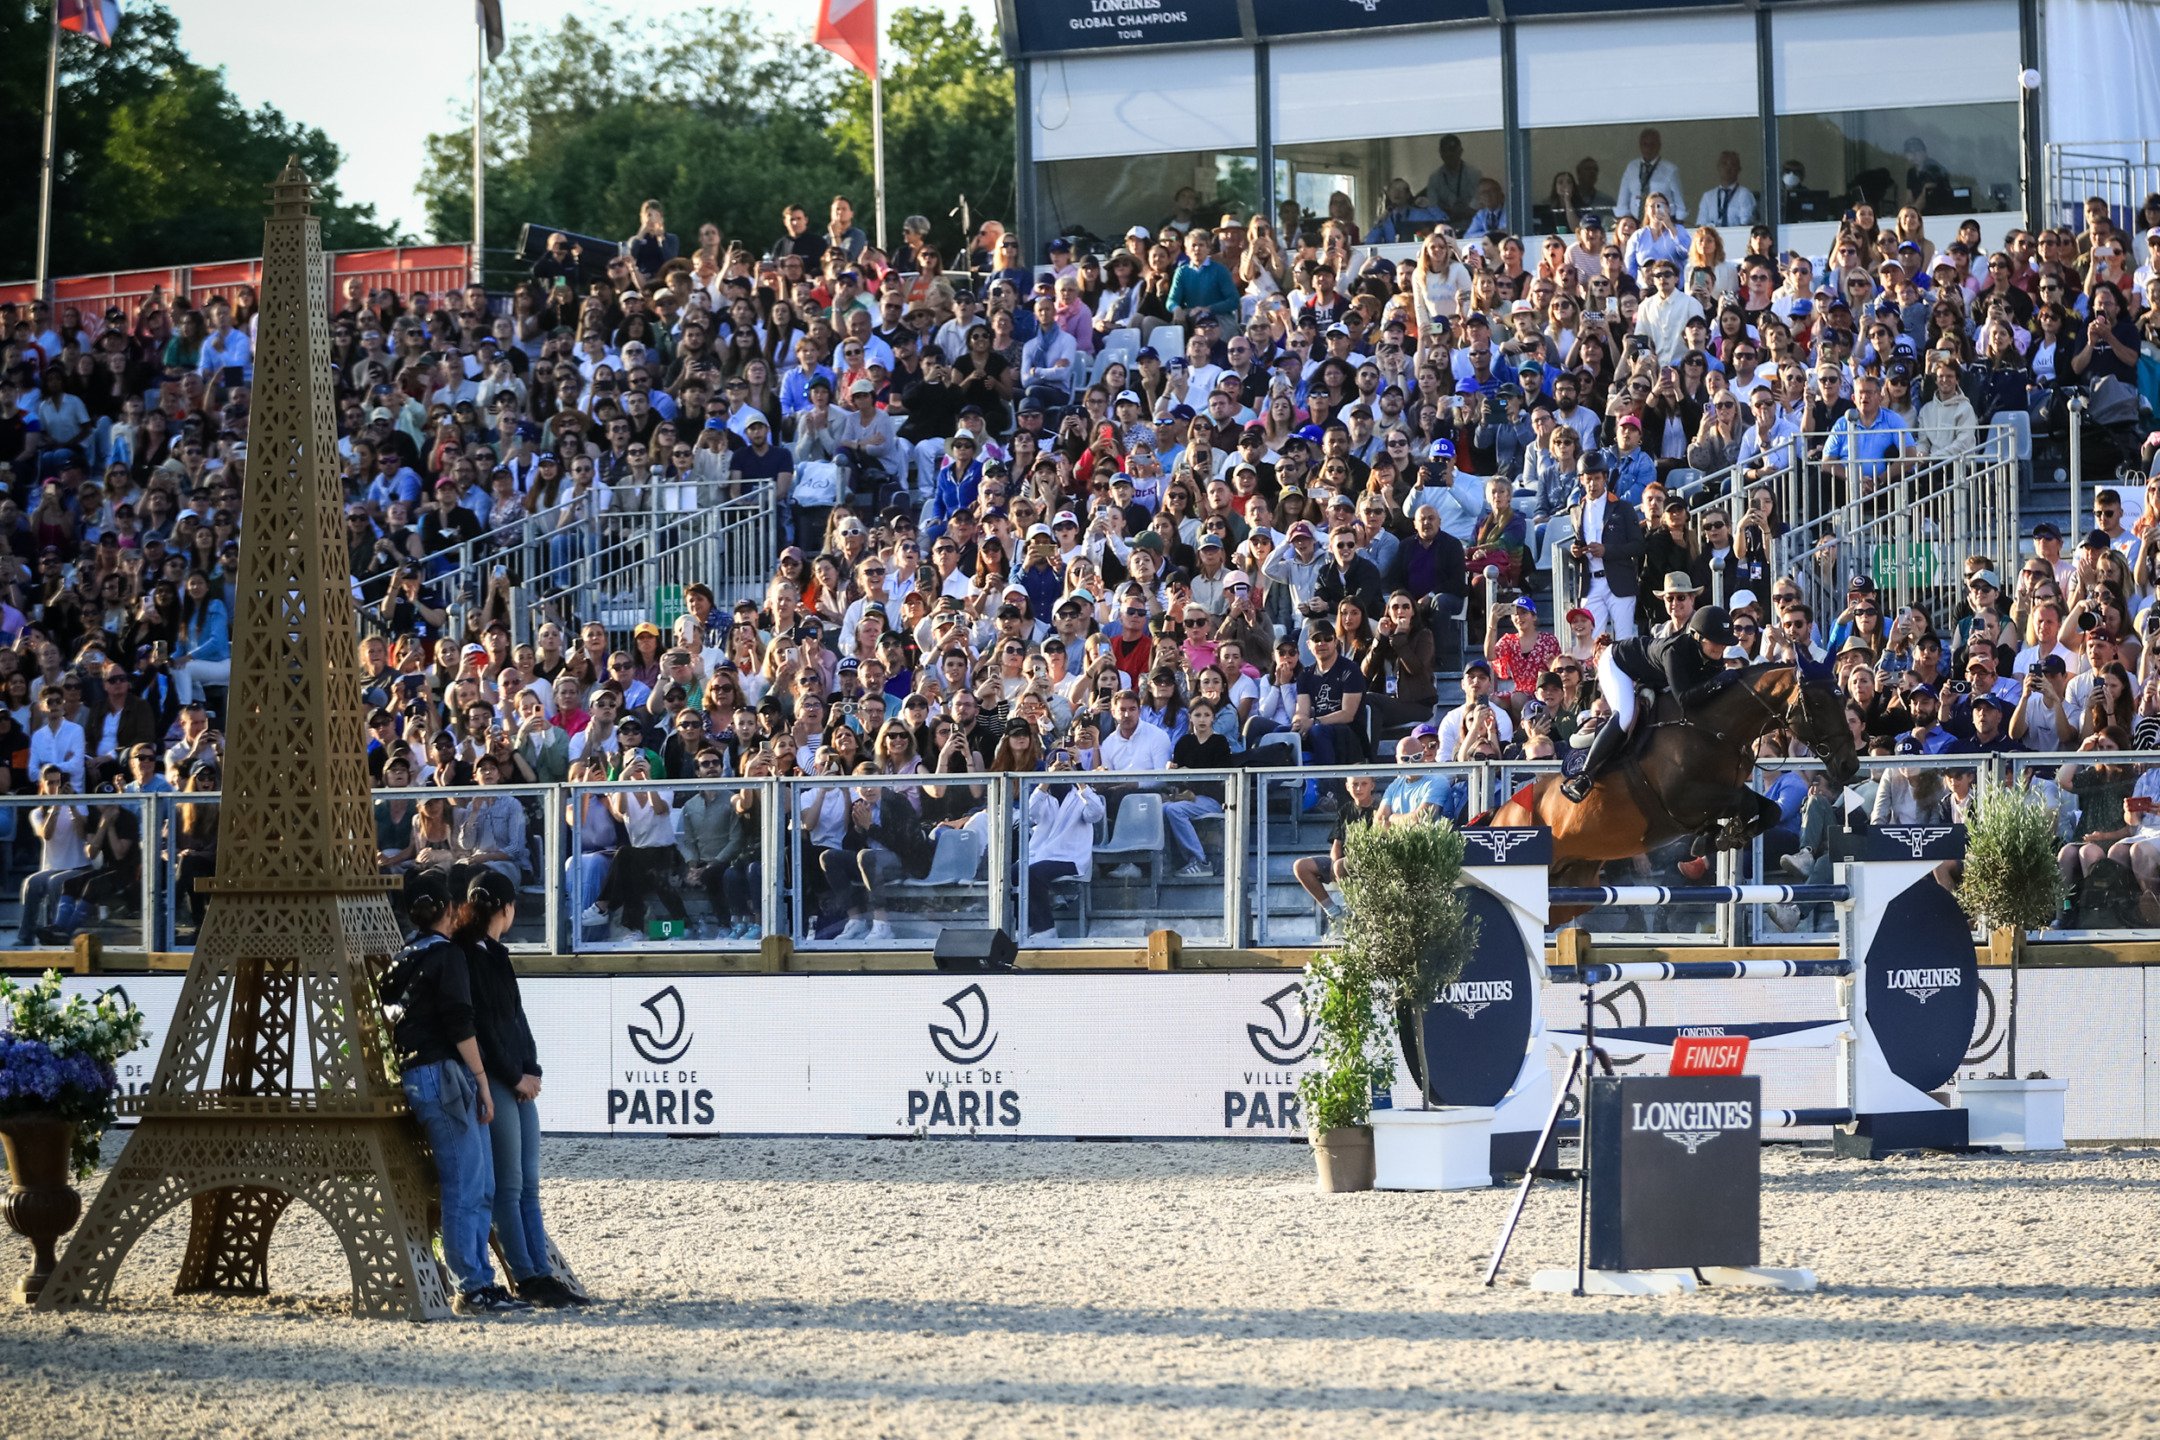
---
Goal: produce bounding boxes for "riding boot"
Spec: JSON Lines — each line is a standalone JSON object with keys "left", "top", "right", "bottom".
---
{"left": 1560, "top": 719, "right": 1628, "bottom": 803}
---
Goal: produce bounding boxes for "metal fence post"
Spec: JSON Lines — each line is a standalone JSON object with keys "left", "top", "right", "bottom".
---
{"left": 985, "top": 772, "right": 1011, "bottom": 935}
{"left": 541, "top": 782, "right": 562, "bottom": 954}
{"left": 762, "top": 776, "right": 785, "bottom": 941}
{"left": 139, "top": 794, "right": 157, "bottom": 955}
{"left": 2068, "top": 391, "right": 2084, "bottom": 536}
{"left": 1225, "top": 769, "right": 1247, "bottom": 948}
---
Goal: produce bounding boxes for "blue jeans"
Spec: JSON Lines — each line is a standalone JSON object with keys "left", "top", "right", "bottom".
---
{"left": 568, "top": 853, "right": 611, "bottom": 917}
{"left": 486, "top": 1077, "right": 551, "bottom": 1284}
{"left": 546, "top": 529, "right": 586, "bottom": 583}
{"left": 1163, "top": 797, "right": 1223, "bottom": 868}
{"left": 401, "top": 1058, "right": 496, "bottom": 1295}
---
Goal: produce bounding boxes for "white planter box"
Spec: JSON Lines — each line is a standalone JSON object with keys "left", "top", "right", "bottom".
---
{"left": 1370, "top": 1106, "right": 1496, "bottom": 1190}
{"left": 1953, "top": 1077, "right": 2069, "bottom": 1151}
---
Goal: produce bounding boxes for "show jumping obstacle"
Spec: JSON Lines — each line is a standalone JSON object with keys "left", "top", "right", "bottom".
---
{"left": 1436, "top": 824, "right": 1980, "bottom": 1296}
{"left": 1412, "top": 824, "right": 1978, "bottom": 1175}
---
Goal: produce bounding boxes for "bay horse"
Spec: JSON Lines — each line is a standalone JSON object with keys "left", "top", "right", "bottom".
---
{"left": 1492, "top": 662, "right": 1862, "bottom": 909}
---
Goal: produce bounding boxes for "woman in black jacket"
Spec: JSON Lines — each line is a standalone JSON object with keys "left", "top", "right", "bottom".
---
{"left": 386, "top": 873, "right": 529, "bottom": 1314}
{"left": 455, "top": 867, "right": 586, "bottom": 1308}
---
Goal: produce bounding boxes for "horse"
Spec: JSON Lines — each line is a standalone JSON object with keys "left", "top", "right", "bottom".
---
{"left": 1493, "top": 662, "right": 1862, "bottom": 912}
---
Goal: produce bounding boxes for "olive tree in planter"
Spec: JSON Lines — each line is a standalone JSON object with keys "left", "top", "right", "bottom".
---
{"left": 1954, "top": 777, "right": 2070, "bottom": 1148}
{"left": 1295, "top": 950, "right": 1393, "bottom": 1192}
{"left": 1336, "top": 817, "right": 1478, "bottom": 1106}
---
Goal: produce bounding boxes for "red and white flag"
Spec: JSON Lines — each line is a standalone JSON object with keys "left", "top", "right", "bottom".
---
{"left": 815, "top": 0, "right": 876, "bottom": 77}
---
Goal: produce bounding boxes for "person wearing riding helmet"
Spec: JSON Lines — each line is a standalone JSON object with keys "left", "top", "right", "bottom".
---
{"left": 1561, "top": 605, "right": 1738, "bottom": 802}
{"left": 456, "top": 866, "right": 588, "bottom": 1309}
{"left": 383, "top": 871, "right": 531, "bottom": 1314}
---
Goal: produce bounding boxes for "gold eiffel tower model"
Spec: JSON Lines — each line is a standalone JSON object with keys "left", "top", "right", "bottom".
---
{"left": 39, "top": 159, "right": 450, "bottom": 1320}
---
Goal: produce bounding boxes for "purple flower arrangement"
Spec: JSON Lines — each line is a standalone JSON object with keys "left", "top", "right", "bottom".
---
{"left": 0, "top": 1036, "right": 117, "bottom": 1109}
{"left": 0, "top": 972, "right": 149, "bottom": 1179}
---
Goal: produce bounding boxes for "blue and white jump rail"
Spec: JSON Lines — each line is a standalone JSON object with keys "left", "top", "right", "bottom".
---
{"left": 1423, "top": 824, "right": 1978, "bottom": 1169}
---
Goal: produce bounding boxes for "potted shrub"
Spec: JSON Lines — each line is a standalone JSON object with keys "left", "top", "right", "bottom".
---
{"left": 1335, "top": 818, "right": 1478, "bottom": 1103}
{"left": 1952, "top": 778, "right": 2069, "bottom": 1149}
{"left": 0, "top": 971, "right": 147, "bottom": 1301}
{"left": 1296, "top": 950, "right": 1390, "bottom": 1191}
{"left": 1304, "top": 819, "right": 1485, "bottom": 1190}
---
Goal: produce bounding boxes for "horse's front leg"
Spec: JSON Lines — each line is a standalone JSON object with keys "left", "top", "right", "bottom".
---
{"left": 1715, "top": 789, "right": 1784, "bottom": 852}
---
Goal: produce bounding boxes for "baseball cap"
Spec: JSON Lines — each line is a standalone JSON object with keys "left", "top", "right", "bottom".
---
{"left": 1198, "top": 532, "right": 1224, "bottom": 549}
{"left": 2032, "top": 522, "right": 2061, "bottom": 541}
{"left": 1115, "top": 389, "right": 1142, "bottom": 405}
{"left": 1428, "top": 439, "right": 1456, "bottom": 461}
{"left": 1968, "top": 569, "right": 2002, "bottom": 589}
{"left": 1412, "top": 723, "right": 1440, "bottom": 739}
{"left": 1294, "top": 424, "right": 1325, "bottom": 443}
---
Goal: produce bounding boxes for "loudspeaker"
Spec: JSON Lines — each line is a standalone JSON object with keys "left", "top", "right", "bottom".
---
{"left": 933, "top": 927, "right": 1017, "bottom": 973}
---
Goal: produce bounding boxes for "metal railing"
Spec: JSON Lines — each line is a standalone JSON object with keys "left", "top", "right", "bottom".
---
{"left": 1682, "top": 424, "right": 2020, "bottom": 628}
{"left": 17, "top": 747, "right": 2160, "bottom": 959}
{"left": 2047, "top": 141, "right": 2160, "bottom": 233}
{"left": 1550, "top": 425, "right": 2020, "bottom": 630}
{"left": 359, "top": 486, "right": 776, "bottom": 649}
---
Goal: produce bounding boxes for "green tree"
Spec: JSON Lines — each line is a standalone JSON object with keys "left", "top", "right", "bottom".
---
{"left": 0, "top": 0, "right": 389, "bottom": 280}
{"left": 826, "top": 7, "right": 1014, "bottom": 254}
{"left": 420, "top": 4, "right": 1013, "bottom": 271}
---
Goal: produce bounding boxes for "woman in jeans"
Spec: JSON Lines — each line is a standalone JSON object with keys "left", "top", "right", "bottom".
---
{"left": 385, "top": 873, "right": 529, "bottom": 1314}
{"left": 564, "top": 755, "right": 619, "bottom": 938}
{"left": 457, "top": 867, "right": 586, "bottom": 1308}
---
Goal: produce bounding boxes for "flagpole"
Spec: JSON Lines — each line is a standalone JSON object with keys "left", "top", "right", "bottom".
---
{"left": 870, "top": 2, "right": 886, "bottom": 253}
{"left": 472, "top": 17, "right": 486, "bottom": 286}
{"left": 36, "top": 0, "right": 60, "bottom": 300}
{"left": 869, "top": 73, "right": 886, "bottom": 252}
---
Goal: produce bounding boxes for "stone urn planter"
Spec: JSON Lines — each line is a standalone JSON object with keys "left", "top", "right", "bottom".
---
{"left": 0, "top": 1111, "right": 82, "bottom": 1303}
{"left": 1311, "top": 1125, "right": 1374, "bottom": 1192}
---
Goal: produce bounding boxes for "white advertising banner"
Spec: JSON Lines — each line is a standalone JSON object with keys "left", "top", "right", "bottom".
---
{"left": 54, "top": 967, "right": 2160, "bottom": 1143}
{"left": 571, "top": 974, "right": 1324, "bottom": 1139}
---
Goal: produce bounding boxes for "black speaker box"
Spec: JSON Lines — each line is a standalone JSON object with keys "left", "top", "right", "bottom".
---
{"left": 933, "top": 927, "right": 1017, "bottom": 972}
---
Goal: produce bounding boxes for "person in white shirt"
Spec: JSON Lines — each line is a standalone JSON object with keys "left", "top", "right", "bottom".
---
{"left": 1022, "top": 748, "right": 1107, "bottom": 938}
{"left": 19, "top": 766, "right": 87, "bottom": 946}
{"left": 1434, "top": 659, "right": 1516, "bottom": 758}
{"left": 1693, "top": 151, "right": 1757, "bottom": 227}
{"left": 28, "top": 688, "right": 85, "bottom": 793}
{"left": 2011, "top": 602, "right": 2088, "bottom": 676}
{"left": 1613, "top": 128, "right": 1686, "bottom": 222}
{"left": 1633, "top": 260, "right": 1704, "bottom": 365}
{"left": 1735, "top": 388, "right": 1802, "bottom": 480}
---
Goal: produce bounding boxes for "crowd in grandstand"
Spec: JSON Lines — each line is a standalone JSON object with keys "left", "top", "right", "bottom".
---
{"left": 9, "top": 164, "right": 2160, "bottom": 943}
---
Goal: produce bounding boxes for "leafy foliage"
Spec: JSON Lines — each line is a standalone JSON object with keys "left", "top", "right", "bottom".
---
{"left": 421, "top": 5, "right": 1012, "bottom": 262}
{"left": 0, "top": 970, "right": 149, "bottom": 1178}
{"left": 1337, "top": 819, "right": 1477, "bottom": 1015}
{"left": 1294, "top": 952, "right": 1392, "bottom": 1135}
{"left": 1298, "top": 819, "right": 1479, "bottom": 1127}
{"left": 0, "top": 0, "right": 390, "bottom": 279}
{"left": 1958, "top": 777, "right": 2066, "bottom": 935}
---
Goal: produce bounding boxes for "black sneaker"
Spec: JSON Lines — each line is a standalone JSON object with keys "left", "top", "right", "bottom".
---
{"left": 456, "top": 1284, "right": 534, "bottom": 1315}
{"left": 514, "top": 1274, "right": 570, "bottom": 1309}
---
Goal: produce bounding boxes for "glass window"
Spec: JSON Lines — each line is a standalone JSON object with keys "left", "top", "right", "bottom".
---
{"left": 1776, "top": 102, "right": 2021, "bottom": 221}
{"left": 1524, "top": 119, "right": 1767, "bottom": 235}
{"left": 1274, "top": 131, "right": 1506, "bottom": 243}
{"left": 1037, "top": 151, "right": 1258, "bottom": 252}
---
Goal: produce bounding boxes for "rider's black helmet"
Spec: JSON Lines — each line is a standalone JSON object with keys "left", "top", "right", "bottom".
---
{"left": 1687, "top": 605, "right": 1737, "bottom": 646}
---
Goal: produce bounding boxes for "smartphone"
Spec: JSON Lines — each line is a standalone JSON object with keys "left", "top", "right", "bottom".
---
{"left": 2129, "top": 796, "right": 2155, "bottom": 816}
{"left": 1605, "top": 298, "right": 1620, "bottom": 319}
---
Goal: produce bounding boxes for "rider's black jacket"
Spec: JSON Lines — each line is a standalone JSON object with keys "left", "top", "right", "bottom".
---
{"left": 1609, "top": 628, "right": 1729, "bottom": 706}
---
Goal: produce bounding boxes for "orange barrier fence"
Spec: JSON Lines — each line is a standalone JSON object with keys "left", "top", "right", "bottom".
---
{"left": 0, "top": 244, "right": 474, "bottom": 320}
